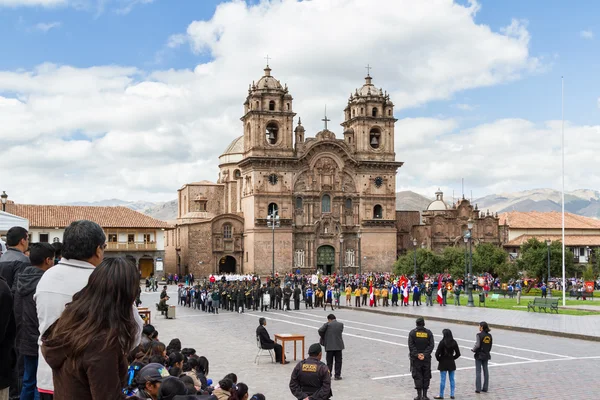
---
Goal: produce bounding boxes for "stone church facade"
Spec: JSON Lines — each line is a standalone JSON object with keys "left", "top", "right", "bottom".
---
{"left": 165, "top": 66, "right": 403, "bottom": 276}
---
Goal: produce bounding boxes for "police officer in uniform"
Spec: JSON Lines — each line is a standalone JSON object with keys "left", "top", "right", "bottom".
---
{"left": 293, "top": 284, "right": 302, "bottom": 310}
{"left": 472, "top": 321, "right": 493, "bottom": 393}
{"left": 283, "top": 284, "right": 293, "bottom": 311}
{"left": 289, "top": 343, "right": 332, "bottom": 400}
{"left": 408, "top": 317, "right": 435, "bottom": 400}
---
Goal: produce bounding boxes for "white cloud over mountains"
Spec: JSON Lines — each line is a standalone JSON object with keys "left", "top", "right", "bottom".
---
{"left": 0, "top": 0, "right": 594, "bottom": 204}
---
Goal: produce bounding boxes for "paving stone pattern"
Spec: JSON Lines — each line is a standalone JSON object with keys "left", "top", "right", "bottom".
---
{"left": 143, "top": 287, "right": 600, "bottom": 400}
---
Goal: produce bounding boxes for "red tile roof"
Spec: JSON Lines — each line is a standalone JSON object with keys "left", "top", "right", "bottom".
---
{"left": 6, "top": 204, "right": 171, "bottom": 229}
{"left": 498, "top": 211, "right": 600, "bottom": 230}
{"left": 504, "top": 234, "right": 600, "bottom": 247}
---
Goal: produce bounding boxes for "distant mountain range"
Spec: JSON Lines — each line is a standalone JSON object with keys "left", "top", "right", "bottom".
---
{"left": 66, "top": 188, "right": 600, "bottom": 221}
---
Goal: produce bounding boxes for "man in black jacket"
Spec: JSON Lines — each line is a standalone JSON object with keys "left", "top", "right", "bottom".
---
{"left": 14, "top": 243, "right": 55, "bottom": 400}
{"left": 408, "top": 317, "right": 435, "bottom": 400}
{"left": 289, "top": 343, "right": 331, "bottom": 400}
{"left": 0, "top": 227, "right": 30, "bottom": 291}
{"left": 317, "top": 314, "right": 345, "bottom": 380}
{"left": 256, "top": 318, "right": 287, "bottom": 364}
{"left": 0, "top": 274, "right": 17, "bottom": 400}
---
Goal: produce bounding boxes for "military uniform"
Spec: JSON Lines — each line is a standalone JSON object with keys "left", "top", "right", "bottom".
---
{"left": 408, "top": 318, "right": 435, "bottom": 400}
{"left": 289, "top": 356, "right": 332, "bottom": 400}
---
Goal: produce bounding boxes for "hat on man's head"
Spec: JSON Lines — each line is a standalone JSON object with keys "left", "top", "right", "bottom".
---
{"left": 308, "top": 343, "right": 322, "bottom": 356}
{"left": 416, "top": 317, "right": 425, "bottom": 326}
{"left": 136, "top": 363, "right": 170, "bottom": 383}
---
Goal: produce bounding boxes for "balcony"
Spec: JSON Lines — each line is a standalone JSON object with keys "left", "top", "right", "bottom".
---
{"left": 106, "top": 242, "right": 157, "bottom": 251}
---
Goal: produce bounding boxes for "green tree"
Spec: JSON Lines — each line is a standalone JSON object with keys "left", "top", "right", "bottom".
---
{"left": 582, "top": 263, "right": 596, "bottom": 281}
{"left": 393, "top": 248, "right": 442, "bottom": 279}
{"left": 472, "top": 243, "right": 509, "bottom": 276}
{"left": 516, "top": 238, "right": 574, "bottom": 280}
{"left": 441, "top": 246, "right": 468, "bottom": 278}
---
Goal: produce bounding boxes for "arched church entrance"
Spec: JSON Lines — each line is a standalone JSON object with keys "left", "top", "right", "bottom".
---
{"left": 219, "top": 255, "right": 236, "bottom": 274}
{"left": 317, "top": 245, "right": 335, "bottom": 275}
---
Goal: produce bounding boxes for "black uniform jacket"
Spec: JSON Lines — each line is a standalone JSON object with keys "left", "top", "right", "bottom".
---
{"left": 289, "top": 357, "right": 332, "bottom": 400}
{"left": 256, "top": 325, "right": 275, "bottom": 349}
{"left": 408, "top": 326, "right": 435, "bottom": 360}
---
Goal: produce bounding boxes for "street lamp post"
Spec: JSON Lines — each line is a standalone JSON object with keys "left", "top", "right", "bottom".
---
{"left": 357, "top": 230, "right": 362, "bottom": 275}
{"left": 266, "top": 209, "right": 280, "bottom": 278}
{"left": 1, "top": 191, "right": 7, "bottom": 212}
{"left": 413, "top": 238, "right": 418, "bottom": 280}
{"left": 546, "top": 240, "right": 551, "bottom": 286}
{"left": 464, "top": 236, "right": 469, "bottom": 284}
{"left": 339, "top": 235, "right": 344, "bottom": 276}
{"left": 467, "top": 218, "right": 475, "bottom": 307}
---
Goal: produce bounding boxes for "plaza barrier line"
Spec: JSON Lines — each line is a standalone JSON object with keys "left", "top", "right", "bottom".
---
{"left": 371, "top": 355, "right": 600, "bottom": 381}
{"left": 244, "top": 312, "right": 408, "bottom": 347}
{"left": 267, "top": 311, "right": 534, "bottom": 361}
{"left": 293, "top": 310, "right": 572, "bottom": 359}
{"left": 336, "top": 305, "right": 600, "bottom": 343}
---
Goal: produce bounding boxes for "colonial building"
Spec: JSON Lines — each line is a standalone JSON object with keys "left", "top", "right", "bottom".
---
{"left": 5, "top": 202, "right": 171, "bottom": 278}
{"left": 165, "top": 66, "right": 403, "bottom": 276}
{"left": 499, "top": 211, "right": 600, "bottom": 263}
{"left": 397, "top": 190, "right": 502, "bottom": 254}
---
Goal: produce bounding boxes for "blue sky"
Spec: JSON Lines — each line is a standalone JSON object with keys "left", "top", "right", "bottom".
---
{"left": 0, "top": 0, "right": 598, "bottom": 203}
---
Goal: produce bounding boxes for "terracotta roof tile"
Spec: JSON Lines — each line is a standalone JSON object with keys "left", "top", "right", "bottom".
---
{"left": 6, "top": 204, "right": 172, "bottom": 229}
{"left": 498, "top": 211, "right": 600, "bottom": 230}
{"left": 504, "top": 234, "right": 600, "bottom": 247}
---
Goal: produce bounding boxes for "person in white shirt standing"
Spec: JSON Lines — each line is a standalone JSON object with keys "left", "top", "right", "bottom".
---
{"left": 35, "top": 220, "right": 143, "bottom": 400}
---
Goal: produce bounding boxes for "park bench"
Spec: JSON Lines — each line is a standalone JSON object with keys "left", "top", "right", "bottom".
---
{"left": 489, "top": 294, "right": 500, "bottom": 302}
{"left": 527, "top": 298, "right": 559, "bottom": 314}
{"left": 568, "top": 291, "right": 594, "bottom": 300}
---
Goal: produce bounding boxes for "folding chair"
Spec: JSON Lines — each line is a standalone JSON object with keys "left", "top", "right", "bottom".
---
{"left": 254, "top": 336, "right": 274, "bottom": 365}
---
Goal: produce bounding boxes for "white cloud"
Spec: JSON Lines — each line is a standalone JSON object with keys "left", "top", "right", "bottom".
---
{"left": 34, "top": 21, "right": 61, "bottom": 32}
{"left": 167, "top": 33, "right": 187, "bottom": 49}
{"left": 580, "top": 30, "right": 594, "bottom": 39}
{"left": 453, "top": 103, "right": 475, "bottom": 111}
{"left": 0, "top": 0, "right": 66, "bottom": 6}
{"left": 0, "top": 0, "right": 553, "bottom": 204}
{"left": 114, "top": 0, "right": 154, "bottom": 15}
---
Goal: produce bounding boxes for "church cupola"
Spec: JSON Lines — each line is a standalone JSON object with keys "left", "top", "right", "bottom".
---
{"left": 341, "top": 67, "right": 397, "bottom": 161}
{"left": 241, "top": 63, "right": 296, "bottom": 157}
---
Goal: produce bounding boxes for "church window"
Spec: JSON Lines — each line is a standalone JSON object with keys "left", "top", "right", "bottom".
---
{"left": 255, "top": 101, "right": 259, "bottom": 109}
{"left": 373, "top": 204, "right": 383, "bottom": 219}
{"left": 295, "top": 197, "right": 303, "bottom": 209}
{"left": 223, "top": 224, "right": 232, "bottom": 239}
{"left": 268, "top": 202, "right": 278, "bottom": 216}
{"left": 372, "top": 107, "right": 378, "bottom": 117}
{"left": 360, "top": 107, "right": 364, "bottom": 115}
{"left": 369, "top": 127, "right": 381, "bottom": 149}
{"left": 321, "top": 195, "right": 331, "bottom": 213}
{"left": 234, "top": 169, "right": 241, "bottom": 178}
{"left": 286, "top": 103, "right": 290, "bottom": 111}
{"left": 269, "top": 100, "right": 275, "bottom": 111}
{"left": 388, "top": 109, "right": 392, "bottom": 116}
{"left": 352, "top": 109, "right": 355, "bottom": 117}
{"left": 266, "top": 122, "right": 279, "bottom": 145}
{"left": 345, "top": 198, "right": 352, "bottom": 210}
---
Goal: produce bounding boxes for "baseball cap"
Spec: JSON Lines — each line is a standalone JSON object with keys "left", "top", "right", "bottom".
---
{"left": 137, "top": 363, "right": 170, "bottom": 383}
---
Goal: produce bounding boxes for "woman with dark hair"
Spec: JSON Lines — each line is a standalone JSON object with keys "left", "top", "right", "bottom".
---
{"left": 157, "top": 376, "right": 187, "bottom": 400}
{"left": 166, "top": 338, "right": 182, "bottom": 354}
{"left": 179, "top": 375, "right": 197, "bottom": 395}
{"left": 235, "top": 382, "right": 249, "bottom": 400}
{"left": 212, "top": 378, "right": 234, "bottom": 400}
{"left": 434, "top": 329, "right": 461, "bottom": 399}
{"left": 196, "top": 356, "right": 211, "bottom": 392}
{"left": 168, "top": 352, "right": 184, "bottom": 370}
{"left": 183, "top": 357, "right": 202, "bottom": 389}
{"left": 145, "top": 341, "right": 167, "bottom": 364}
{"left": 41, "top": 257, "right": 142, "bottom": 399}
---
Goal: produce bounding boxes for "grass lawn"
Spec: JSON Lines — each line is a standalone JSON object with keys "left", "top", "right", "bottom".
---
{"left": 449, "top": 295, "right": 600, "bottom": 316}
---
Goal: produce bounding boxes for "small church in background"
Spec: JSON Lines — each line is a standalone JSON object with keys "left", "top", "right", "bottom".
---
{"left": 164, "top": 66, "right": 502, "bottom": 277}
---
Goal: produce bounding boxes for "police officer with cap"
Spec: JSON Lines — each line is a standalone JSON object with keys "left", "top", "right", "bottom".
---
{"left": 289, "top": 343, "right": 332, "bottom": 400}
{"left": 408, "top": 317, "right": 435, "bottom": 400}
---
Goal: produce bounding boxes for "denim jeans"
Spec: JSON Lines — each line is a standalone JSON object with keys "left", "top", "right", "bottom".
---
{"left": 475, "top": 359, "right": 489, "bottom": 392}
{"left": 20, "top": 355, "right": 40, "bottom": 400}
{"left": 439, "top": 370, "right": 455, "bottom": 397}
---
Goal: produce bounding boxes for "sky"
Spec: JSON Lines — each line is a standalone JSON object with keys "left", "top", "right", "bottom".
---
{"left": 0, "top": 0, "right": 599, "bottom": 204}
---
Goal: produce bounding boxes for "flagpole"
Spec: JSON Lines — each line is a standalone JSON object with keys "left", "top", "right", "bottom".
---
{"left": 561, "top": 76, "right": 566, "bottom": 307}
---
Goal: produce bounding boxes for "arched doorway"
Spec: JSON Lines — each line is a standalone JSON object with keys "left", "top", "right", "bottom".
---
{"left": 219, "top": 255, "right": 236, "bottom": 274}
{"left": 317, "top": 245, "right": 335, "bottom": 274}
{"left": 139, "top": 257, "right": 154, "bottom": 278}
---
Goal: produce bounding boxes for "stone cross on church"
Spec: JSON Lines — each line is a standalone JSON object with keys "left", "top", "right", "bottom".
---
{"left": 322, "top": 105, "right": 330, "bottom": 130}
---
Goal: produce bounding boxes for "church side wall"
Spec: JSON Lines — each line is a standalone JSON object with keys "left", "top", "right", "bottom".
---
{"left": 361, "top": 229, "right": 397, "bottom": 271}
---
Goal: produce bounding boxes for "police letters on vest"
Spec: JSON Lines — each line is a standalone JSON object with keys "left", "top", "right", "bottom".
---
{"left": 416, "top": 332, "right": 428, "bottom": 338}
{"left": 302, "top": 363, "right": 317, "bottom": 372}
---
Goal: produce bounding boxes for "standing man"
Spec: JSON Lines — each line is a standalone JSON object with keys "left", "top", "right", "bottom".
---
{"left": 472, "top": 321, "right": 493, "bottom": 394}
{"left": 293, "top": 285, "right": 301, "bottom": 310}
{"left": 391, "top": 284, "right": 399, "bottom": 306}
{"left": 453, "top": 285, "right": 461, "bottom": 306}
{"left": 0, "top": 271, "right": 16, "bottom": 400}
{"left": 425, "top": 285, "right": 433, "bottom": 306}
{"left": 354, "top": 286, "right": 361, "bottom": 307}
{"left": 35, "top": 220, "right": 143, "bottom": 400}
{"left": 14, "top": 243, "right": 55, "bottom": 400}
{"left": 275, "top": 284, "right": 283, "bottom": 310}
{"left": 289, "top": 343, "right": 332, "bottom": 400}
{"left": 256, "top": 318, "right": 287, "bottom": 364}
{"left": 0, "top": 226, "right": 30, "bottom": 291}
{"left": 317, "top": 314, "right": 344, "bottom": 381}
{"left": 515, "top": 281, "right": 522, "bottom": 305}
{"left": 283, "top": 284, "right": 293, "bottom": 311}
{"left": 408, "top": 317, "right": 435, "bottom": 400}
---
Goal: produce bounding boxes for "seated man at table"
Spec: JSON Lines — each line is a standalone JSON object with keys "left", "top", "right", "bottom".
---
{"left": 256, "top": 317, "right": 288, "bottom": 364}
{"left": 158, "top": 295, "right": 170, "bottom": 314}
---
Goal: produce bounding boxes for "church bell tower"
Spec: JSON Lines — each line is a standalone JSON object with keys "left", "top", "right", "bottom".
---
{"left": 241, "top": 65, "right": 296, "bottom": 158}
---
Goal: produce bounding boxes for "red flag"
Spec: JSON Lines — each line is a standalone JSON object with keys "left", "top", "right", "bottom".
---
{"left": 437, "top": 275, "right": 443, "bottom": 305}
{"left": 369, "top": 280, "right": 374, "bottom": 306}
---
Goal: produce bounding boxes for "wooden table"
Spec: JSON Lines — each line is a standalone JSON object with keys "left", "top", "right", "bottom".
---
{"left": 137, "top": 307, "right": 151, "bottom": 325}
{"left": 274, "top": 334, "right": 305, "bottom": 364}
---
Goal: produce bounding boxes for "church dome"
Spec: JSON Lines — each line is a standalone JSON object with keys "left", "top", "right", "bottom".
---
{"left": 254, "top": 66, "right": 284, "bottom": 91}
{"left": 357, "top": 76, "right": 384, "bottom": 97}
{"left": 427, "top": 189, "right": 447, "bottom": 211}
{"left": 223, "top": 136, "right": 244, "bottom": 155}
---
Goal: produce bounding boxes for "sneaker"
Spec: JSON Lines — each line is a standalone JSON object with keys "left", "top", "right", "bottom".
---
{"left": 334, "top": 376, "right": 342, "bottom": 380}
